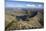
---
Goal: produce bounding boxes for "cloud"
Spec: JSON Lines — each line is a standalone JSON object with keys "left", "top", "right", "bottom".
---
{"left": 26, "top": 4, "right": 36, "bottom": 7}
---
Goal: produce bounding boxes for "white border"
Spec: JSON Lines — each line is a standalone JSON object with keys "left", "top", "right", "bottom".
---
{"left": 0, "top": 0, "right": 4, "bottom": 31}
{"left": 0, "top": 0, "right": 45, "bottom": 31}
{"left": 44, "top": 0, "right": 46, "bottom": 31}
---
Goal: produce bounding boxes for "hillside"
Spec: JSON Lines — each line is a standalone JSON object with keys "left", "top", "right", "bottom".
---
{"left": 5, "top": 8, "right": 44, "bottom": 31}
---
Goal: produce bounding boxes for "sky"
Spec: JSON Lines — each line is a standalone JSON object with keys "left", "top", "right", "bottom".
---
{"left": 5, "top": 0, "right": 43, "bottom": 2}
{"left": 5, "top": 0, "right": 44, "bottom": 9}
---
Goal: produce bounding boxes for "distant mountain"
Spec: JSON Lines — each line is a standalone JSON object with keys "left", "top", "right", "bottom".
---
{"left": 5, "top": 7, "right": 43, "bottom": 12}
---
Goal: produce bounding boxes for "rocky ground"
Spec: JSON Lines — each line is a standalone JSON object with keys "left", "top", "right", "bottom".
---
{"left": 5, "top": 10, "right": 44, "bottom": 31}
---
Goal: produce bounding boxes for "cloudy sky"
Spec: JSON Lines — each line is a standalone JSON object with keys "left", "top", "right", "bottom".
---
{"left": 5, "top": 0, "right": 44, "bottom": 8}
{"left": 5, "top": 0, "right": 43, "bottom": 2}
